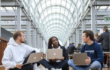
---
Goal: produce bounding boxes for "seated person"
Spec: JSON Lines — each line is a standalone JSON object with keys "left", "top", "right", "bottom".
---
{"left": 68, "top": 30, "right": 104, "bottom": 70}
{"left": 39, "top": 36, "right": 69, "bottom": 70}
{"left": 68, "top": 44, "right": 77, "bottom": 54}
{"left": 2, "top": 31, "right": 40, "bottom": 70}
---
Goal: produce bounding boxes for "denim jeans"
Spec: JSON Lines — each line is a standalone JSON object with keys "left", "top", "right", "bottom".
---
{"left": 39, "top": 59, "right": 69, "bottom": 70}
{"left": 68, "top": 59, "right": 101, "bottom": 70}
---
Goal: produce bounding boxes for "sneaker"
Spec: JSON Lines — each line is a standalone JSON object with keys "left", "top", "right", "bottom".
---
{"left": 55, "top": 68, "right": 62, "bottom": 70}
{"left": 45, "top": 68, "right": 49, "bottom": 70}
{"left": 103, "top": 64, "right": 108, "bottom": 68}
{"left": 51, "top": 68, "right": 55, "bottom": 70}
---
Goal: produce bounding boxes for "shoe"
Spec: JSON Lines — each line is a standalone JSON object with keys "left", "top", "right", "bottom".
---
{"left": 45, "top": 68, "right": 49, "bottom": 70}
{"left": 55, "top": 68, "right": 62, "bottom": 70}
{"left": 103, "top": 64, "right": 108, "bottom": 68}
{"left": 51, "top": 68, "right": 55, "bottom": 70}
{"left": 45, "top": 68, "right": 55, "bottom": 70}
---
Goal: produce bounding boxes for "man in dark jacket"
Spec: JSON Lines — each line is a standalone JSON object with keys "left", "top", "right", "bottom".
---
{"left": 97, "top": 26, "right": 110, "bottom": 67}
{"left": 97, "top": 26, "right": 110, "bottom": 51}
{"left": 68, "top": 44, "right": 77, "bottom": 54}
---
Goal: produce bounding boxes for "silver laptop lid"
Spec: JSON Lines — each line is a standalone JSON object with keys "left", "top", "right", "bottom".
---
{"left": 47, "top": 49, "right": 63, "bottom": 59}
{"left": 72, "top": 53, "right": 88, "bottom": 66}
{"left": 24, "top": 52, "right": 43, "bottom": 65}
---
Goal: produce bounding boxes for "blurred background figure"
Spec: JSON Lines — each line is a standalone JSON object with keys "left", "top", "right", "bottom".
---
{"left": 94, "top": 33, "right": 98, "bottom": 43}
{"left": 97, "top": 26, "right": 110, "bottom": 67}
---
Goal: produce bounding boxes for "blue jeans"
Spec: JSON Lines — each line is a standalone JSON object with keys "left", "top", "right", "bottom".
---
{"left": 68, "top": 59, "right": 101, "bottom": 70}
{"left": 39, "top": 59, "right": 69, "bottom": 70}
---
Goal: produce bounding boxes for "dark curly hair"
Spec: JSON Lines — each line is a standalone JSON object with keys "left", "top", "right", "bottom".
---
{"left": 48, "top": 36, "right": 61, "bottom": 49}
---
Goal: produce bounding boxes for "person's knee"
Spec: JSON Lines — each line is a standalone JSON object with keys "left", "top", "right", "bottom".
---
{"left": 90, "top": 61, "right": 101, "bottom": 70}
{"left": 27, "top": 64, "right": 33, "bottom": 70}
{"left": 68, "top": 59, "right": 73, "bottom": 65}
{"left": 63, "top": 60, "right": 68, "bottom": 63}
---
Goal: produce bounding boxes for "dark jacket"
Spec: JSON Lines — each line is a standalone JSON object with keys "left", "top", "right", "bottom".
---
{"left": 49, "top": 46, "right": 68, "bottom": 64}
{"left": 97, "top": 31, "right": 110, "bottom": 51}
{"left": 68, "top": 46, "right": 77, "bottom": 54}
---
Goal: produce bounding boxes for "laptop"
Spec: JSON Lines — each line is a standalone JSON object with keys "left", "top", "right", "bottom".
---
{"left": 72, "top": 53, "right": 89, "bottom": 66}
{"left": 23, "top": 52, "right": 43, "bottom": 65}
{"left": 47, "top": 49, "right": 63, "bottom": 59}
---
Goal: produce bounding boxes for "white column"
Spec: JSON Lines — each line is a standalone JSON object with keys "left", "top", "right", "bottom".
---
{"left": 43, "top": 39, "right": 46, "bottom": 53}
{"left": 82, "top": 20, "right": 86, "bottom": 44}
{"left": 76, "top": 28, "right": 79, "bottom": 47}
{"left": 70, "top": 36, "right": 72, "bottom": 43}
{"left": 40, "top": 37, "right": 43, "bottom": 52}
{"left": 0, "top": 22, "right": 1, "bottom": 37}
{"left": 91, "top": 6, "right": 96, "bottom": 34}
{"left": 37, "top": 34, "right": 40, "bottom": 49}
{"left": 17, "top": 7, "right": 21, "bottom": 30}
{"left": 39, "top": 35, "right": 41, "bottom": 51}
{"left": 72, "top": 33, "right": 76, "bottom": 44}
{"left": 26, "top": 21, "right": 31, "bottom": 46}
{"left": 32, "top": 29, "right": 36, "bottom": 48}
{"left": 67, "top": 39, "right": 69, "bottom": 47}
{"left": 0, "top": 0, "right": 1, "bottom": 37}
{"left": 36, "top": 32, "right": 38, "bottom": 48}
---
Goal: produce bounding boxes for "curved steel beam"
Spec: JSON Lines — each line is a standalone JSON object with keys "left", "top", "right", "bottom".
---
{"left": 37, "top": 5, "right": 75, "bottom": 16}
{"left": 42, "top": 18, "right": 69, "bottom": 25}
{"left": 48, "top": 32, "right": 64, "bottom": 37}
{"left": 47, "top": 28, "right": 65, "bottom": 35}
{"left": 45, "top": 22, "right": 67, "bottom": 30}
{"left": 46, "top": 25, "right": 65, "bottom": 32}
{"left": 48, "top": 33, "right": 64, "bottom": 39}
{"left": 40, "top": 13, "right": 71, "bottom": 24}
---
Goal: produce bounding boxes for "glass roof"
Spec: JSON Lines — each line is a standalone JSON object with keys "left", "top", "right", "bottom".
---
{"left": 29, "top": 0, "right": 77, "bottom": 42}
{"left": 1, "top": 0, "right": 110, "bottom": 44}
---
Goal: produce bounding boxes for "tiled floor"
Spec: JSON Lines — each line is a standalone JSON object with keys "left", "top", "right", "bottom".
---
{"left": 0, "top": 65, "right": 110, "bottom": 70}
{"left": 38, "top": 65, "right": 110, "bottom": 70}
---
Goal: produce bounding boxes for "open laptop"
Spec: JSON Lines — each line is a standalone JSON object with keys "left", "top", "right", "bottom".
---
{"left": 23, "top": 52, "right": 43, "bottom": 65}
{"left": 72, "top": 53, "right": 89, "bottom": 66}
{"left": 47, "top": 49, "right": 63, "bottom": 59}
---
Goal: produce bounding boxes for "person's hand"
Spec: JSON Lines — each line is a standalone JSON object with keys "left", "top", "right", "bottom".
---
{"left": 52, "top": 58, "right": 58, "bottom": 62}
{"left": 85, "top": 57, "right": 91, "bottom": 65}
{"left": 40, "top": 57, "right": 42, "bottom": 61}
{"left": 16, "top": 64, "right": 23, "bottom": 69}
{"left": 60, "top": 57, "right": 64, "bottom": 61}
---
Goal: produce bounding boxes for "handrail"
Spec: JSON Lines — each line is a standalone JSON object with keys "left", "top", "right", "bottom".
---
{"left": 0, "top": 37, "right": 8, "bottom": 42}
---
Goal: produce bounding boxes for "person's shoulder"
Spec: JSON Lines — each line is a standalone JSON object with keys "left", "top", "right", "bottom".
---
{"left": 22, "top": 43, "right": 29, "bottom": 47}
{"left": 101, "top": 31, "right": 107, "bottom": 35}
{"left": 94, "top": 42, "right": 101, "bottom": 48}
{"left": 82, "top": 44, "right": 87, "bottom": 47}
{"left": 6, "top": 44, "right": 14, "bottom": 48}
{"left": 4, "top": 45, "right": 13, "bottom": 51}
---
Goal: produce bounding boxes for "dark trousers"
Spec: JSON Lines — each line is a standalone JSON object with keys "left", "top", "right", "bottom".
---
{"left": 103, "top": 50, "right": 109, "bottom": 64}
{"left": 9, "top": 50, "right": 38, "bottom": 70}
{"left": 9, "top": 64, "right": 33, "bottom": 70}
{"left": 39, "top": 59, "right": 69, "bottom": 70}
{"left": 104, "top": 54, "right": 107, "bottom": 64}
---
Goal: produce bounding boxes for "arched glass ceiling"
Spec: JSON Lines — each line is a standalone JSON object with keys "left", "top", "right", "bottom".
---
{"left": 22, "top": 0, "right": 83, "bottom": 44}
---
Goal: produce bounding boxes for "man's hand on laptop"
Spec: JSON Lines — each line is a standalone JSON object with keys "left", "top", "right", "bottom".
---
{"left": 85, "top": 57, "right": 91, "bottom": 65}
{"left": 16, "top": 63, "right": 23, "bottom": 69}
